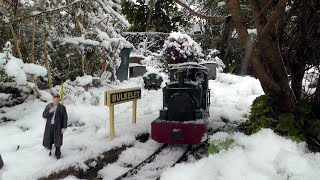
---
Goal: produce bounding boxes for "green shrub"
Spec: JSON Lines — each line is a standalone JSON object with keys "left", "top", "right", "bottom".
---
{"left": 306, "top": 120, "right": 320, "bottom": 141}
{"left": 276, "top": 113, "right": 296, "bottom": 133}
{"left": 296, "top": 100, "right": 313, "bottom": 115}
{"left": 275, "top": 113, "right": 306, "bottom": 142}
{"left": 207, "top": 138, "right": 235, "bottom": 154}
{"left": 243, "top": 94, "right": 311, "bottom": 143}
{"left": 249, "top": 116, "right": 277, "bottom": 133}
{"left": 246, "top": 94, "right": 279, "bottom": 133}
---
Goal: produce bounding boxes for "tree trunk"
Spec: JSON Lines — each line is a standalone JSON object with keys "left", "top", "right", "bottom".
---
{"left": 43, "top": 4, "right": 53, "bottom": 90}
{"left": 314, "top": 74, "right": 320, "bottom": 102}
{"left": 290, "top": 0, "right": 308, "bottom": 102}
{"left": 313, "top": 74, "right": 320, "bottom": 118}
{"left": 0, "top": 1, "right": 22, "bottom": 59}
{"left": 226, "top": 0, "right": 281, "bottom": 94}
{"left": 257, "top": 38, "right": 295, "bottom": 111}
{"left": 31, "top": 16, "right": 41, "bottom": 98}
{"left": 291, "top": 61, "right": 305, "bottom": 101}
{"left": 100, "top": 50, "right": 107, "bottom": 77}
{"left": 225, "top": 0, "right": 295, "bottom": 112}
{"left": 217, "top": 16, "right": 233, "bottom": 73}
{"left": 145, "top": 0, "right": 154, "bottom": 31}
{"left": 31, "top": 17, "right": 36, "bottom": 64}
{"left": 80, "top": 50, "right": 85, "bottom": 75}
{"left": 75, "top": 3, "right": 86, "bottom": 76}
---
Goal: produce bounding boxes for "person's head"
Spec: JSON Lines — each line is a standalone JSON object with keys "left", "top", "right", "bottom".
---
{"left": 195, "top": 72, "right": 204, "bottom": 82}
{"left": 52, "top": 94, "right": 60, "bottom": 106}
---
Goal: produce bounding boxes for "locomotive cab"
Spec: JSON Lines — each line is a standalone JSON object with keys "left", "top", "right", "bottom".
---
{"left": 151, "top": 63, "right": 211, "bottom": 144}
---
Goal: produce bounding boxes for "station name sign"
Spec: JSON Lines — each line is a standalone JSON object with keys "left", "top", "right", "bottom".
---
{"left": 105, "top": 87, "right": 141, "bottom": 106}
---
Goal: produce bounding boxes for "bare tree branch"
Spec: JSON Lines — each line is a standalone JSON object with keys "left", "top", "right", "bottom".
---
{"left": 314, "top": 74, "right": 320, "bottom": 102}
{"left": 260, "top": 0, "right": 288, "bottom": 38}
{"left": 225, "top": 0, "right": 250, "bottom": 46}
{"left": 3, "top": 0, "right": 81, "bottom": 24}
{"left": 175, "top": 0, "right": 226, "bottom": 22}
{"left": 249, "top": 0, "right": 272, "bottom": 35}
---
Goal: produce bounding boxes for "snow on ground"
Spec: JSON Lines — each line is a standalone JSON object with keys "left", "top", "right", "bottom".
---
{"left": 161, "top": 129, "right": 320, "bottom": 180}
{"left": 122, "top": 145, "right": 187, "bottom": 180}
{"left": 0, "top": 71, "right": 264, "bottom": 180}
{"left": 75, "top": 75, "right": 93, "bottom": 86}
{"left": 207, "top": 73, "right": 263, "bottom": 129}
{"left": 98, "top": 140, "right": 162, "bottom": 179}
{"left": 0, "top": 77, "right": 162, "bottom": 180}
{"left": 98, "top": 140, "right": 188, "bottom": 180}
{"left": 98, "top": 73, "right": 264, "bottom": 179}
{"left": 60, "top": 175, "right": 81, "bottom": 180}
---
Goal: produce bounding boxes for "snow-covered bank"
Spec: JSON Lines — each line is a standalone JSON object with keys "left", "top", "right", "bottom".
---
{"left": 0, "top": 71, "right": 264, "bottom": 179}
{"left": 0, "top": 78, "right": 162, "bottom": 180}
{"left": 161, "top": 129, "right": 320, "bottom": 180}
{"left": 97, "top": 73, "right": 264, "bottom": 179}
{"left": 207, "top": 73, "right": 263, "bottom": 128}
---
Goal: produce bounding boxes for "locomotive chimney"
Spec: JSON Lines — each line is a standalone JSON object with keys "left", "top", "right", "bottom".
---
{"left": 177, "top": 69, "right": 184, "bottom": 88}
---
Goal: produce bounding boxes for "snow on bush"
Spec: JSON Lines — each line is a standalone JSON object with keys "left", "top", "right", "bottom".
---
{"left": 161, "top": 129, "right": 320, "bottom": 180}
{"left": 161, "top": 32, "right": 204, "bottom": 64}
{"left": 0, "top": 93, "right": 11, "bottom": 100}
{"left": 303, "top": 66, "right": 319, "bottom": 95}
{"left": 75, "top": 75, "right": 93, "bottom": 87}
{"left": 140, "top": 54, "right": 162, "bottom": 68}
{"left": 134, "top": 37, "right": 154, "bottom": 57}
{"left": 0, "top": 42, "right": 47, "bottom": 87}
{"left": 203, "top": 49, "right": 225, "bottom": 71}
{"left": 123, "top": 32, "right": 209, "bottom": 53}
{"left": 23, "top": 63, "right": 47, "bottom": 77}
{"left": 61, "top": 0, "right": 133, "bottom": 81}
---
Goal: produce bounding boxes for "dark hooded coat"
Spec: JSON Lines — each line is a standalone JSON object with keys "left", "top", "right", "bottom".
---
{"left": 42, "top": 103, "right": 68, "bottom": 148}
{"left": 0, "top": 153, "right": 3, "bottom": 169}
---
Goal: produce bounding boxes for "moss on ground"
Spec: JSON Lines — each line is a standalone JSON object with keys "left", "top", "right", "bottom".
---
{"left": 246, "top": 94, "right": 280, "bottom": 133}
{"left": 242, "top": 94, "right": 320, "bottom": 148}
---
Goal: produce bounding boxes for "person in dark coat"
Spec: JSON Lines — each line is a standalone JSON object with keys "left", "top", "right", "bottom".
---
{"left": 42, "top": 94, "right": 68, "bottom": 159}
{"left": 0, "top": 153, "right": 3, "bottom": 169}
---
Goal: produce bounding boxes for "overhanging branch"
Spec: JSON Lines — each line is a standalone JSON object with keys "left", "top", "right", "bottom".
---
{"left": 175, "top": 0, "right": 226, "bottom": 22}
{"left": 260, "top": 0, "right": 288, "bottom": 37}
{"left": 3, "top": 0, "right": 81, "bottom": 24}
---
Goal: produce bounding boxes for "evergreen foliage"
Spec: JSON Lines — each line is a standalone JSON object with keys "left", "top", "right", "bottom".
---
{"left": 121, "top": 0, "right": 192, "bottom": 32}
{"left": 207, "top": 138, "right": 235, "bottom": 154}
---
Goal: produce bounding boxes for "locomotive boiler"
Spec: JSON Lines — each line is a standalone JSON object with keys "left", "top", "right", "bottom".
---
{"left": 151, "top": 63, "right": 211, "bottom": 144}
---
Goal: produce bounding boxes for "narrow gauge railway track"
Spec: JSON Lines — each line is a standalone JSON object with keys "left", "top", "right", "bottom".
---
{"left": 114, "top": 141, "right": 210, "bottom": 180}
{"left": 114, "top": 143, "right": 190, "bottom": 180}
{"left": 114, "top": 127, "right": 224, "bottom": 180}
{"left": 114, "top": 144, "right": 169, "bottom": 180}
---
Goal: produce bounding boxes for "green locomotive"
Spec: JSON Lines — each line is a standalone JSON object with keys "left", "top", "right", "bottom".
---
{"left": 151, "top": 63, "right": 211, "bottom": 144}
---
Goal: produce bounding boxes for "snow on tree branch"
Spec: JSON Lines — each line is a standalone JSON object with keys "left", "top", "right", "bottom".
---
{"left": 175, "top": 0, "right": 226, "bottom": 22}
{"left": 4, "top": 0, "right": 82, "bottom": 24}
{"left": 0, "top": 42, "right": 47, "bottom": 87}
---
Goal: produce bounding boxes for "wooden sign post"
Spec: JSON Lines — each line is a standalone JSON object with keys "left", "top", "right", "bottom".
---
{"left": 105, "top": 87, "right": 141, "bottom": 139}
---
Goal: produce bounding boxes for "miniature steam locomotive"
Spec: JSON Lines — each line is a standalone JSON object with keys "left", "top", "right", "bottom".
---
{"left": 151, "top": 63, "right": 211, "bottom": 144}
